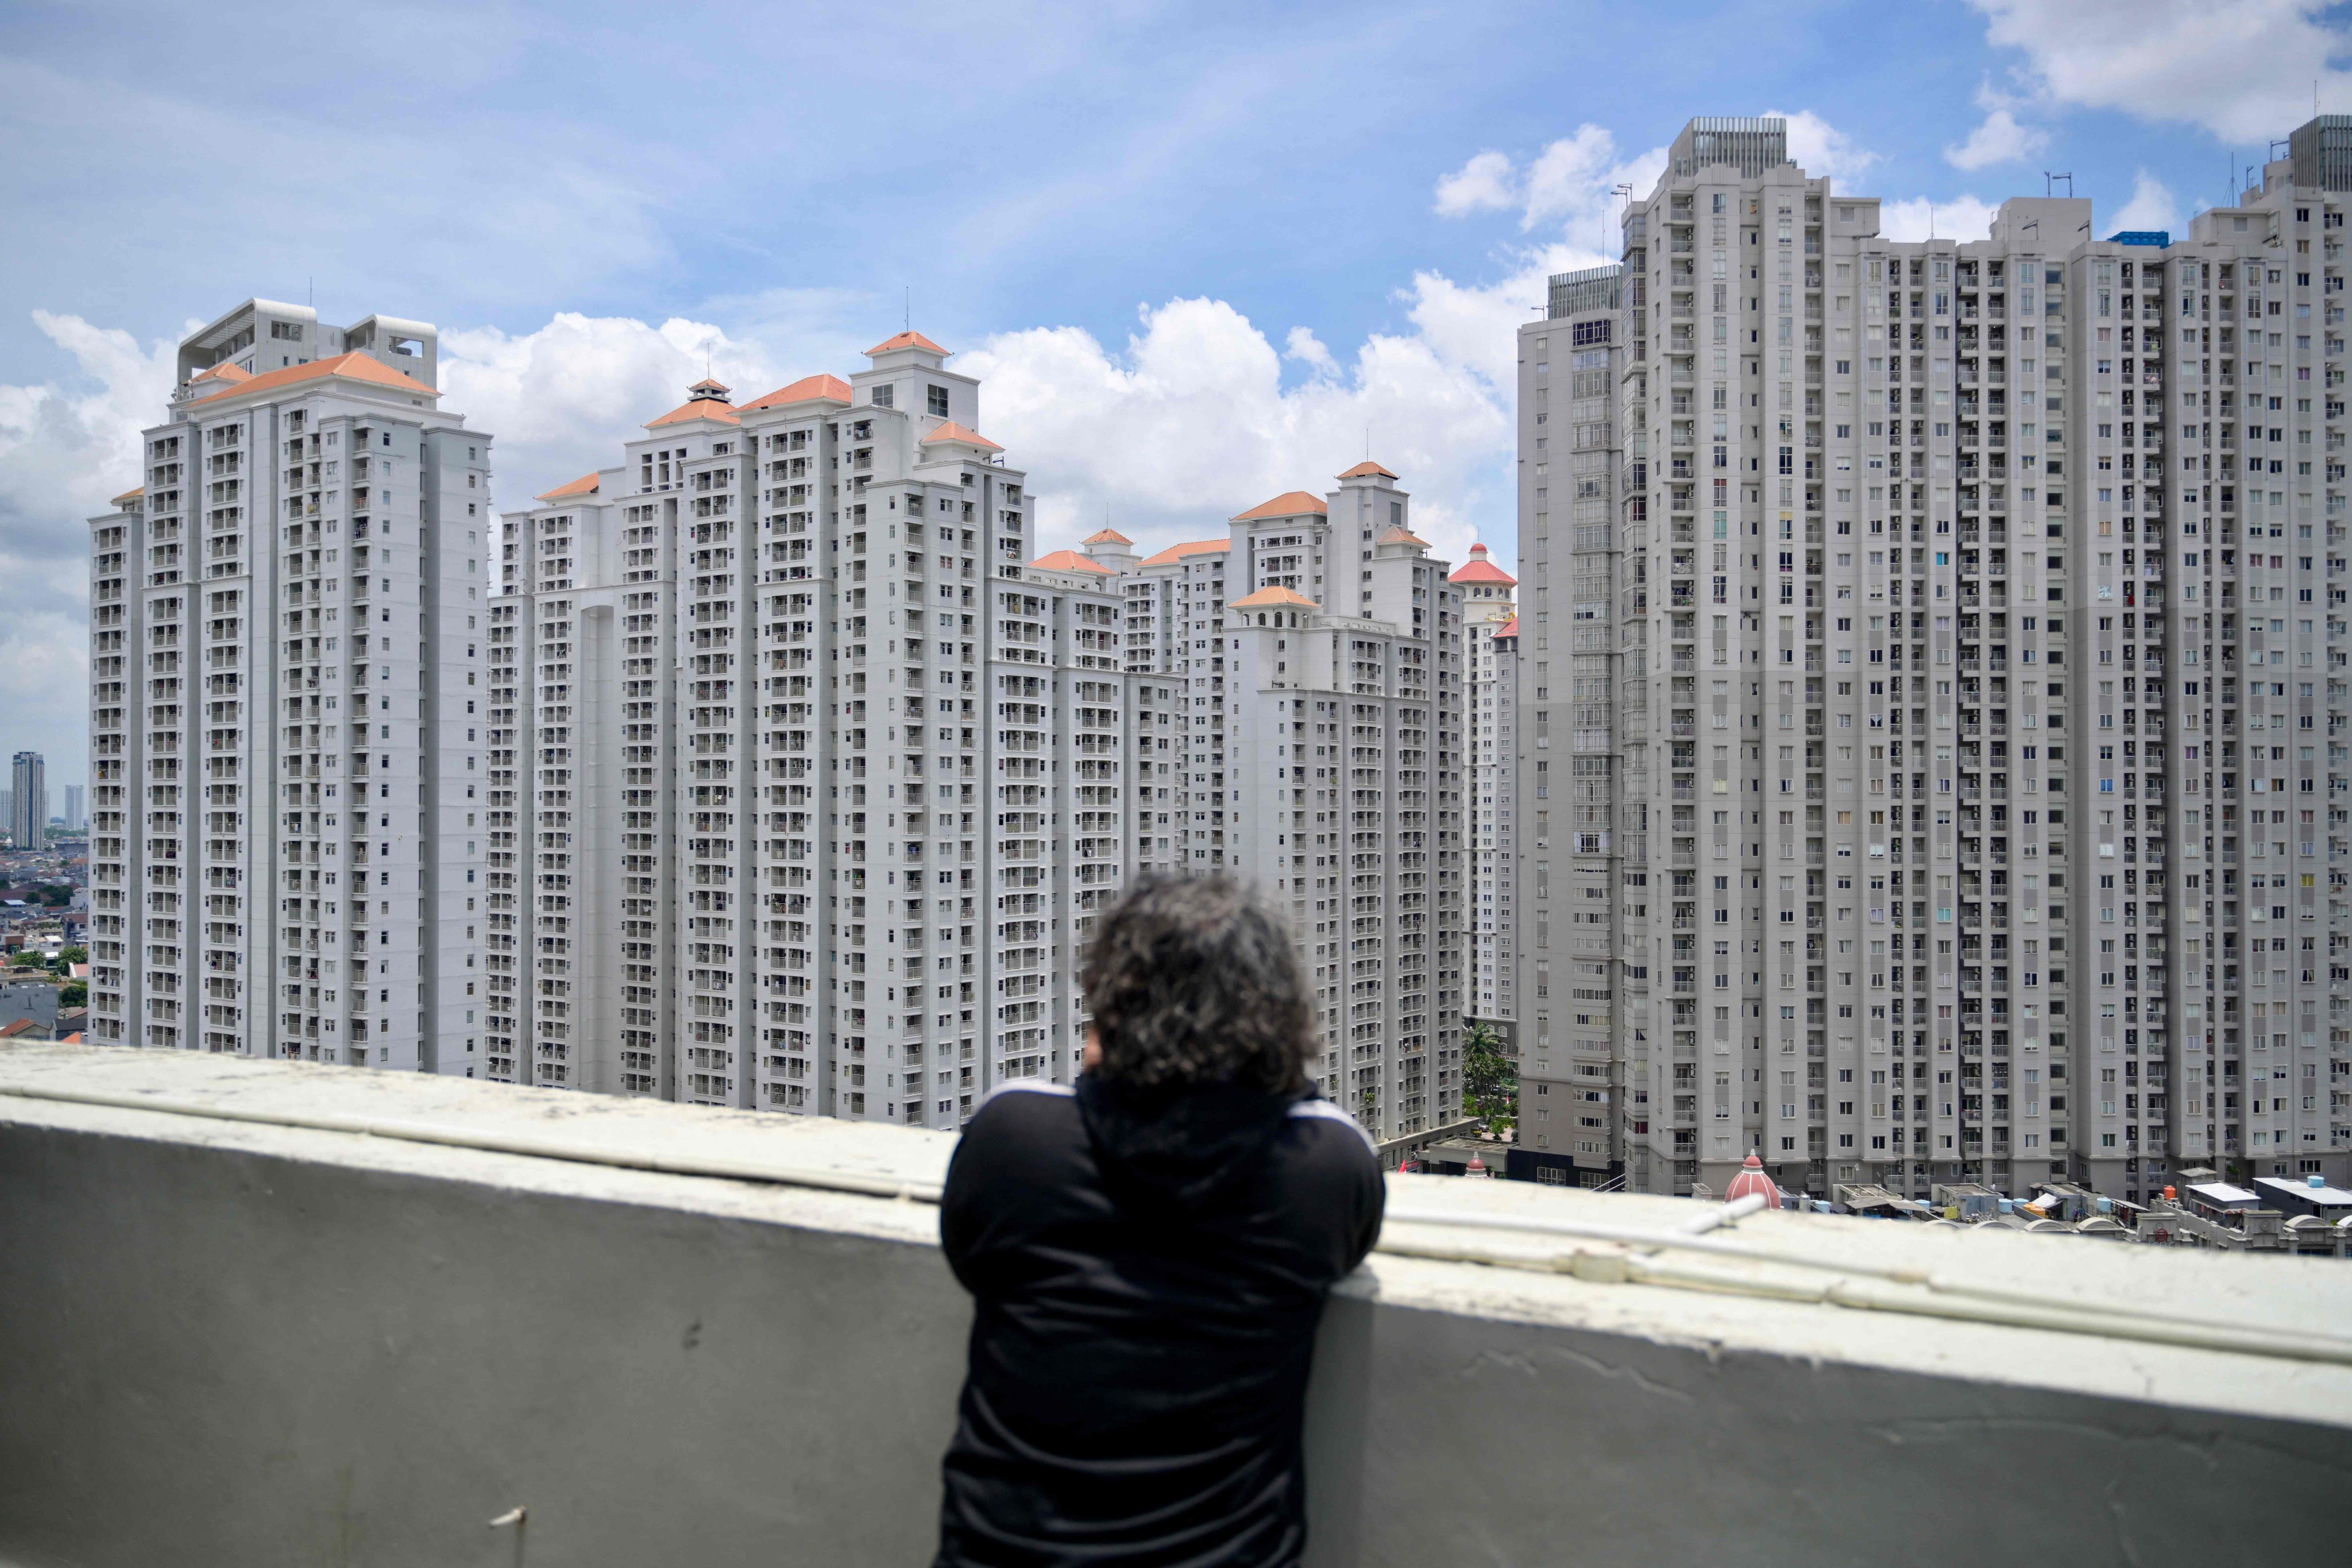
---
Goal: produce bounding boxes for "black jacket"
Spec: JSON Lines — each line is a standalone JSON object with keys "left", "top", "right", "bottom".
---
{"left": 934, "top": 1075, "right": 1385, "bottom": 1567}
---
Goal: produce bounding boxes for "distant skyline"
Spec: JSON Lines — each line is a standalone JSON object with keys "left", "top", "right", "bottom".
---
{"left": 5, "top": 0, "right": 2350, "bottom": 782}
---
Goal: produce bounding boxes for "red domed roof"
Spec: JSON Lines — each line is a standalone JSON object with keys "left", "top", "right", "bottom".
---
{"left": 1724, "top": 1150, "right": 1778, "bottom": 1206}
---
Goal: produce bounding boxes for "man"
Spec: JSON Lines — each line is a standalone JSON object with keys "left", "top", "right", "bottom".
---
{"left": 936, "top": 876, "right": 1385, "bottom": 1567}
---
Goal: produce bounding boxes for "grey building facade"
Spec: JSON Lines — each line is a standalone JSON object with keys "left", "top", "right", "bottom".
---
{"left": 10, "top": 753, "right": 44, "bottom": 847}
{"left": 1514, "top": 116, "right": 2352, "bottom": 1206}
{"left": 1513, "top": 265, "right": 1636, "bottom": 1181}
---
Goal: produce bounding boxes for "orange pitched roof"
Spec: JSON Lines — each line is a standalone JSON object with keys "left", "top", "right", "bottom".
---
{"left": 646, "top": 398, "right": 740, "bottom": 427}
{"left": 1233, "top": 491, "right": 1330, "bottom": 522}
{"left": 1029, "top": 549, "right": 1114, "bottom": 576}
{"left": 1230, "top": 585, "right": 1318, "bottom": 611}
{"left": 192, "top": 352, "right": 438, "bottom": 405}
{"left": 1493, "top": 615, "right": 1519, "bottom": 638}
{"left": 736, "top": 373, "right": 853, "bottom": 412}
{"left": 1376, "top": 526, "right": 1431, "bottom": 549}
{"left": 688, "top": 377, "right": 731, "bottom": 395}
{"left": 190, "top": 361, "right": 253, "bottom": 385}
{"left": 536, "top": 472, "right": 603, "bottom": 502}
{"left": 1338, "top": 460, "right": 1399, "bottom": 480}
{"left": 1449, "top": 546, "right": 1517, "bottom": 586}
{"left": 1138, "top": 538, "right": 1232, "bottom": 567}
{"left": 110, "top": 485, "right": 145, "bottom": 507}
{"left": 921, "top": 420, "right": 1003, "bottom": 451}
{"left": 1082, "top": 527, "right": 1131, "bottom": 546}
{"left": 867, "top": 330, "right": 950, "bottom": 357}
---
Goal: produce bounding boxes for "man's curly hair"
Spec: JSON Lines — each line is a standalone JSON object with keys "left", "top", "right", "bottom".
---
{"left": 1082, "top": 875, "right": 1314, "bottom": 1101}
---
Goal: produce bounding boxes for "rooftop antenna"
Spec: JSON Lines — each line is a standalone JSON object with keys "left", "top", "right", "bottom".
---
{"left": 2043, "top": 172, "right": 2073, "bottom": 198}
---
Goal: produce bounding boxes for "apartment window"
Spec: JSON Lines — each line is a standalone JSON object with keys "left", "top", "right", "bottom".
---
{"left": 928, "top": 385, "right": 950, "bottom": 416}
{"left": 872, "top": 384, "right": 895, "bottom": 408}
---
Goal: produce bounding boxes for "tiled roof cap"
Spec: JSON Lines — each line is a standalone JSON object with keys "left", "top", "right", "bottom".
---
{"left": 1233, "top": 491, "right": 1330, "bottom": 522}
{"left": 867, "top": 330, "right": 949, "bottom": 357}
{"left": 191, "top": 352, "right": 438, "bottom": 405}
{"left": 1230, "top": 585, "right": 1318, "bottom": 610}
{"left": 1029, "top": 549, "right": 1114, "bottom": 575}
{"left": 536, "top": 472, "right": 602, "bottom": 502}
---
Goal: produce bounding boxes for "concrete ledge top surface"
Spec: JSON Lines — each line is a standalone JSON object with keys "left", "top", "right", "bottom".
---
{"left": 7, "top": 1041, "right": 2350, "bottom": 1430}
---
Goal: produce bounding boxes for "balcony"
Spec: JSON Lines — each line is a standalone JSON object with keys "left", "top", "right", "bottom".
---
{"left": 2, "top": 1041, "right": 2349, "bottom": 1566}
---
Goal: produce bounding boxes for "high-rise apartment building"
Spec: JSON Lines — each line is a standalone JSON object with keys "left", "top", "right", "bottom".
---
{"left": 86, "top": 299, "right": 491, "bottom": 1068}
{"left": 489, "top": 335, "right": 1131, "bottom": 1126}
{"left": 1514, "top": 115, "right": 2352, "bottom": 1204}
{"left": 485, "top": 366, "right": 1466, "bottom": 1142}
{"left": 1096, "top": 465, "right": 1470, "bottom": 1140}
{"left": 1512, "top": 264, "right": 1632, "bottom": 1181}
{"left": 1455, "top": 546, "right": 1518, "bottom": 1037}
{"left": 64, "top": 784, "right": 86, "bottom": 834}
{"left": 10, "top": 753, "right": 45, "bottom": 847}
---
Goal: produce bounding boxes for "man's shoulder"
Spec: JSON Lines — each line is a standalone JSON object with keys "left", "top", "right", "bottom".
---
{"left": 1273, "top": 1098, "right": 1382, "bottom": 1179}
{"left": 959, "top": 1080, "right": 1086, "bottom": 1161}
{"left": 1282, "top": 1096, "right": 1378, "bottom": 1151}
{"left": 971, "top": 1078, "right": 1079, "bottom": 1122}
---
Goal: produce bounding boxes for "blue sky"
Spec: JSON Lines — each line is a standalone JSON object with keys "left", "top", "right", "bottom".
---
{"left": 3, "top": 0, "right": 2350, "bottom": 784}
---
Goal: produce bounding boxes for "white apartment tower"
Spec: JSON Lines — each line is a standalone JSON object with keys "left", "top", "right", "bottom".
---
{"left": 1455, "top": 546, "right": 1519, "bottom": 1036}
{"left": 483, "top": 347, "right": 1462, "bottom": 1141}
{"left": 1101, "top": 466, "right": 1470, "bottom": 1142}
{"left": 485, "top": 451, "right": 683, "bottom": 1095}
{"left": 1512, "top": 264, "right": 1632, "bottom": 1183}
{"left": 1517, "top": 115, "right": 2352, "bottom": 1204}
{"left": 490, "top": 335, "right": 1131, "bottom": 1127}
{"left": 87, "top": 299, "right": 491, "bottom": 1068}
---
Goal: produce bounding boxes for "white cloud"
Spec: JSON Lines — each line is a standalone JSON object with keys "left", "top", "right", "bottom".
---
{"left": 1400, "top": 244, "right": 1596, "bottom": 389}
{"left": 1763, "top": 109, "right": 1882, "bottom": 179}
{"left": 2110, "top": 171, "right": 2183, "bottom": 235}
{"left": 1878, "top": 195, "right": 2004, "bottom": 244}
{"left": 1284, "top": 326, "right": 1338, "bottom": 374}
{"left": 0, "top": 312, "right": 181, "bottom": 785}
{"left": 1430, "top": 126, "right": 1666, "bottom": 253}
{"left": 959, "top": 294, "right": 1517, "bottom": 573}
{"left": 1433, "top": 150, "right": 1519, "bottom": 217}
{"left": 1945, "top": 76, "right": 2052, "bottom": 170}
{"left": 441, "top": 313, "right": 776, "bottom": 500}
{"left": 1946, "top": 107, "right": 2049, "bottom": 170}
{"left": 1520, "top": 126, "right": 1629, "bottom": 230}
{"left": 1970, "top": 0, "right": 2352, "bottom": 144}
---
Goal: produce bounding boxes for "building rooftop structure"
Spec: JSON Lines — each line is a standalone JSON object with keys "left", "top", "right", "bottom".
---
{"left": 1, "top": 1040, "right": 2346, "bottom": 1564}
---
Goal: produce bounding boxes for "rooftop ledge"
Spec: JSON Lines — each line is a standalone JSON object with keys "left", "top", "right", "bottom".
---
{"left": 3, "top": 1042, "right": 2348, "bottom": 1567}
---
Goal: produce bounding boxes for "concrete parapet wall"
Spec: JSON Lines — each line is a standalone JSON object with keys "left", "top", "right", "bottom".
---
{"left": 1, "top": 1044, "right": 2347, "bottom": 1566}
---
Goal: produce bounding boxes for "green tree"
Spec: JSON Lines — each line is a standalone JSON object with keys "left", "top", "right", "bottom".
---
{"left": 57, "top": 946, "right": 87, "bottom": 967}
{"left": 1462, "top": 1020, "right": 1517, "bottom": 1134}
{"left": 33, "top": 884, "right": 69, "bottom": 908}
{"left": 59, "top": 982, "right": 87, "bottom": 1008}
